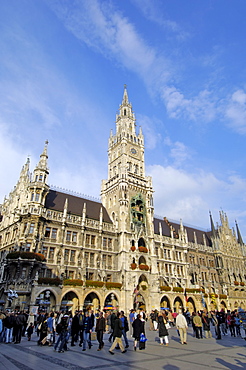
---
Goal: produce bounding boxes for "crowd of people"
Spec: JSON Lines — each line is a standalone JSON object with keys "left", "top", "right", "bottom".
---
{"left": 0, "top": 307, "right": 245, "bottom": 354}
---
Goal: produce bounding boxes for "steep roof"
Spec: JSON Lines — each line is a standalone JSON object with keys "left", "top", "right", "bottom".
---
{"left": 154, "top": 216, "right": 212, "bottom": 246}
{"left": 45, "top": 190, "right": 112, "bottom": 223}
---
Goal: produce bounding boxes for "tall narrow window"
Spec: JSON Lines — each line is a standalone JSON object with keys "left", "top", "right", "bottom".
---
{"left": 64, "top": 249, "right": 69, "bottom": 262}
{"left": 51, "top": 228, "right": 57, "bottom": 239}
{"left": 66, "top": 231, "right": 71, "bottom": 242}
{"left": 29, "top": 223, "right": 35, "bottom": 234}
{"left": 70, "top": 250, "right": 75, "bottom": 262}
{"left": 72, "top": 232, "right": 77, "bottom": 243}
{"left": 45, "top": 227, "right": 51, "bottom": 238}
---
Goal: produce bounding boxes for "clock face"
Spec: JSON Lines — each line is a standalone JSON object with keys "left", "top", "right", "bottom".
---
{"left": 130, "top": 148, "right": 137, "bottom": 155}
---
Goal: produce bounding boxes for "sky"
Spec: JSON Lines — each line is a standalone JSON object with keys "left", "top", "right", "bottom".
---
{"left": 1, "top": 0, "right": 246, "bottom": 239}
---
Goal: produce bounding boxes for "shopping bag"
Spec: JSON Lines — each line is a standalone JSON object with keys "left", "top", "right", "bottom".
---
{"left": 140, "top": 333, "right": 147, "bottom": 342}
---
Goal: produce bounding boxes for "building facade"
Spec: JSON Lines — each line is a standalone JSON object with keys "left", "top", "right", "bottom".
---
{"left": 0, "top": 87, "right": 246, "bottom": 314}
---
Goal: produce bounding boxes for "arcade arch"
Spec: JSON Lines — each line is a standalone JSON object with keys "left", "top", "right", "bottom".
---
{"left": 133, "top": 292, "right": 146, "bottom": 311}
{"left": 173, "top": 296, "right": 183, "bottom": 312}
{"left": 160, "top": 295, "right": 171, "bottom": 310}
{"left": 84, "top": 292, "right": 100, "bottom": 311}
{"left": 61, "top": 291, "right": 79, "bottom": 313}
{"left": 187, "top": 297, "right": 196, "bottom": 313}
{"left": 36, "top": 289, "right": 56, "bottom": 312}
{"left": 104, "top": 293, "right": 119, "bottom": 310}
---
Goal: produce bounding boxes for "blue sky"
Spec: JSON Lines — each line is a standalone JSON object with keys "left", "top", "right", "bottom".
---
{"left": 1, "top": 0, "right": 246, "bottom": 239}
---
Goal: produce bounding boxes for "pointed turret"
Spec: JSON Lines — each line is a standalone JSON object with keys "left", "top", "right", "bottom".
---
{"left": 20, "top": 157, "right": 30, "bottom": 181}
{"left": 116, "top": 85, "right": 136, "bottom": 136}
{"left": 29, "top": 141, "right": 50, "bottom": 206}
{"left": 122, "top": 84, "right": 129, "bottom": 104}
{"left": 235, "top": 220, "right": 244, "bottom": 246}
{"left": 209, "top": 211, "right": 216, "bottom": 238}
{"left": 33, "top": 140, "right": 49, "bottom": 184}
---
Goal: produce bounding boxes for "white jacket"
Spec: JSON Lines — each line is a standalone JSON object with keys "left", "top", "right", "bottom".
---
{"left": 176, "top": 314, "right": 188, "bottom": 329}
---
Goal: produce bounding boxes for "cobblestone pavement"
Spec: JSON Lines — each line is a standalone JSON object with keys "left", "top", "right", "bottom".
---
{"left": 0, "top": 325, "right": 246, "bottom": 370}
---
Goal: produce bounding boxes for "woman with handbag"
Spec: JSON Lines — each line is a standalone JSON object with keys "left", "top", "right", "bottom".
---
{"left": 132, "top": 314, "right": 145, "bottom": 351}
{"left": 158, "top": 311, "right": 169, "bottom": 346}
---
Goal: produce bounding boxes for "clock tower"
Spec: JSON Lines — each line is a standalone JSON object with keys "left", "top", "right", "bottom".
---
{"left": 101, "top": 87, "right": 157, "bottom": 309}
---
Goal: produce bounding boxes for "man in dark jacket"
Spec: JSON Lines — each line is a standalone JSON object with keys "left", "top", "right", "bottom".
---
{"left": 78, "top": 310, "right": 84, "bottom": 347}
{"left": 71, "top": 311, "right": 79, "bottom": 346}
{"left": 14, "top": 311, "right": 27, "bottom": 344}
{"left": 54, "top": 315, "right": 69, "bottom": 352}
{"left": 3, "top": 312, "right": 15, "bottom": 343}
{"left": 108, "top": 311, "right": 117, "bottom": 342}
{"left": 95, "top": 311, "right": 106, "bottom": 350}
{"left": 108, "top": 312, "right": 127, "bottom": 355}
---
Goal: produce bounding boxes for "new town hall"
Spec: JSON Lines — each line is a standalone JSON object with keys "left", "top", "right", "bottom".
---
{"left": 0, "top": 87, "right": 245, "bottom": 314}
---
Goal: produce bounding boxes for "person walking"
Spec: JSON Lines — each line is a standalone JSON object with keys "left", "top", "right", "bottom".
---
{"left": 95, "top": 311, "right": 106, "bottom": 351}
{"left": 108, "top": 312, "right": 127, "bottom": 355}
{"left": 158, "top": 311, "right": 169, "bottom": 346}
{"left": 71, "top": 311, "right": 79, "bottom": 346}
{"left": 235, "top": 312, "right": 241, "bottom": 336}
{"left": 78, "top": 310, "right": 84, "bottom": 347}
{"left": 3, "top": 312, "right": 14, "bottom": 343}
{"left": 82, "top": 311, "right": 93, "bottom": 351}
{"left": 108, "top": 311, "right": 117, "bottom": 343}
{"left": 211, "top": 311, "right": 221, "bottom": 340}
{"left": 14, "top": 311, "right": 27, "bottom": 344}
{"left": 227, "top": 311, "right": 236, "bottom": 337}
{"left": 193, "top": 312, "right": 203, "bottom": 339}
{"left": 132, "top": 314, "right": 145, "bottom": 351}
{"left": 27, "top": 323, "right": 34, "bottom": 341}
{"left": 152, "top": 310, "right": 158, "bottom": 331}
{"left": 54, "top": 315, "right": 69, "bottom": 353}
{"left": 202, "top": 312, "right": 212, "bottom": 338}
{"left": 120, "top": 311, "right": 129, "bottom": 348}
{"left": 46, "top": 312, "right": 55, "bottom": 346}
{"left": 176, "top": 309, "right": 188, "bottom": 345}
{"left": 37, "top": 313, "right": 48, "bottom": 346}
{"left": 129, "top": 309, "right": 135, "bottom": 335}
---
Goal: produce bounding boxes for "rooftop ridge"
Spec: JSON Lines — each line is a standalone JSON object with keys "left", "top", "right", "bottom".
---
{"left": 154, "top": 214, "right": 210, "bottom": 232}
{"left": 49, "top": 184, "right": 101, "bottom": 203}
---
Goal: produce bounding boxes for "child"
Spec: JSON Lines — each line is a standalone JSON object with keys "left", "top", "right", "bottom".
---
{"left": 27, "top": 323, "right": 34, "bottom": 341}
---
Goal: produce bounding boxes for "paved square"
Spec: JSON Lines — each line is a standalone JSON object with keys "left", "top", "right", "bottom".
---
{"left": 0, "top": 325, "right": 245, "bottom": 370}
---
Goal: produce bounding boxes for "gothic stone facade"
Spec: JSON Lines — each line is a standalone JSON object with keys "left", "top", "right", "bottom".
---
{"left": 0, "top": 88, "right": 246, "bottom": 313}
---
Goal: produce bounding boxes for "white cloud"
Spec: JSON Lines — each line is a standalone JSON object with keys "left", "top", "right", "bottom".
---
{"left": 147, "top": 164, "right": 246, "bottom": 230}
{"left": 164, "top": 137, "right": 192, "bottom": 166}
{"left": 137, "top": 114, "right": 162, "bottom": 150}
{"left": 47, "top": 1, "right": 224, "bottom": 126}
{"left": 132, "top": 0, "right": 189, "bottom": 40}
{"left": 225, "top": 89, "right": 246, "bottom": 134}
{"left": 161, "top": 86, "right": 216, "bottom": 122}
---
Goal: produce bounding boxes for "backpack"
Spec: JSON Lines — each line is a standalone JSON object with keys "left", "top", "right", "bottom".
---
{"left": 124, "top": 317, "right": 129, "bottom": 332}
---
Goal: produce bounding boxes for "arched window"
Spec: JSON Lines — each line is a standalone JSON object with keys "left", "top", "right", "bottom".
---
{"left": 139, "top": 256, "right": 146, "bottom": 265}
{"left": 138, "top": 238, "right": 146, "bottom": 248}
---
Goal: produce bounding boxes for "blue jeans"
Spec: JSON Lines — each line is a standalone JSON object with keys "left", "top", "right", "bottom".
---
{"left": 83, "top": 331, "right": 91, "bottom": 350}
{"left": 122, "top": 329, "right": 129, "bottom": 346}
{"left": 58, "top": 331, "right": 67, "bottom": 351}
{"left": 5, "top": 328, "right": 13, "bottom": 343}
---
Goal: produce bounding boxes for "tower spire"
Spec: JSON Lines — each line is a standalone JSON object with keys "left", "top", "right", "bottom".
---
{"left": 32, "top": 140, "right": 49, "bottom": 184}
{"left": 36, "top": 140, "right": 49, "bottom": 171}
{"left": 123, "top": 84, "right": 129, "bottom": 104}
{"left": 235, "top": 220, "right": 244, "bottom": 245}
{"left": 210, "top": 211, "right": 216, "bottom": 238}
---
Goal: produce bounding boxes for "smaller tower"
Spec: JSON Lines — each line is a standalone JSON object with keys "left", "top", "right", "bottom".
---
{"left": 28, "top": 141, "right": 49, "bottom": 206}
